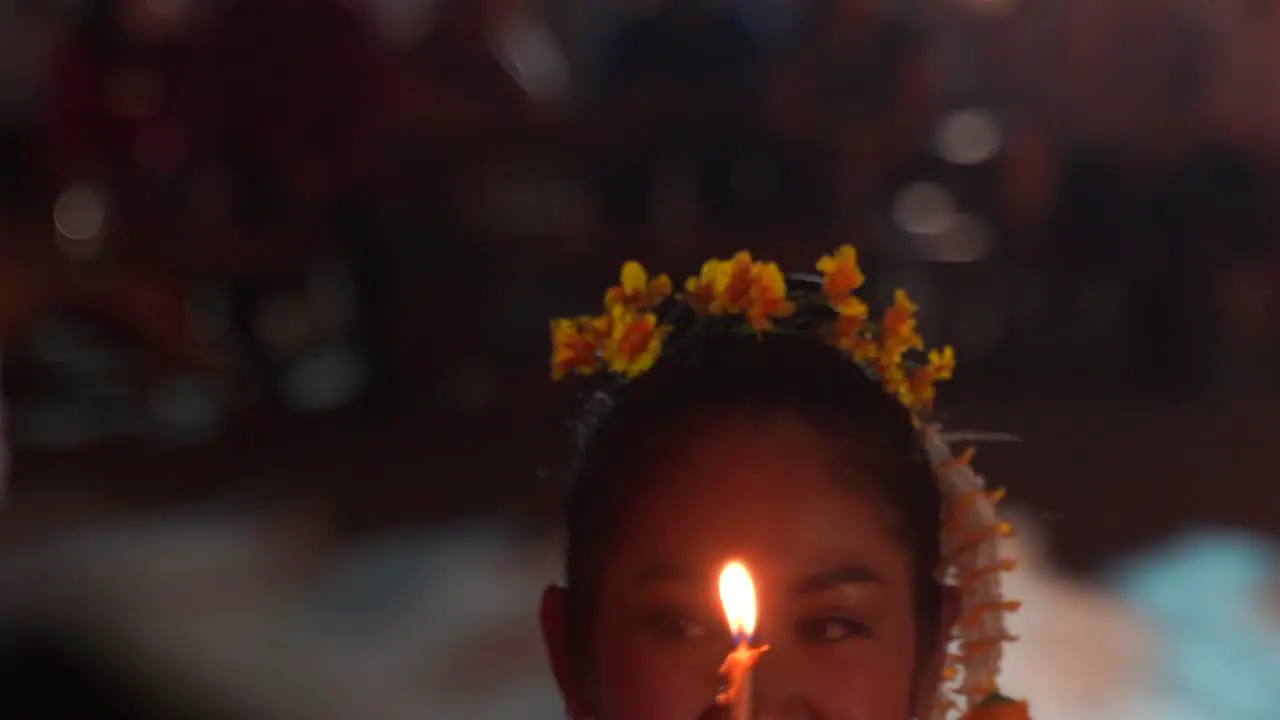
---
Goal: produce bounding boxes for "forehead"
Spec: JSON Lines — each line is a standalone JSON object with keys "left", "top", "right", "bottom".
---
{"left": 605, "top": 412, "right": 910, "bottom": 590}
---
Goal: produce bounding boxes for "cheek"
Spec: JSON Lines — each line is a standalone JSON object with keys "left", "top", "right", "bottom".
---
{"left": 593, "top": 638, "right": 722, "bottom": 720}
{"left": 792, "top": 631, "right": 920, "bottom": 719}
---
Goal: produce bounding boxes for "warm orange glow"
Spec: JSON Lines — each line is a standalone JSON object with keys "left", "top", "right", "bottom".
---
{"left": 719, "top": 561, "right": 758, "bottom": 640}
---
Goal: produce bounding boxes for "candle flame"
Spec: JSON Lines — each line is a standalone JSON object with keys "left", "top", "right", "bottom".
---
{"left": 719, "top": 561, "right": 758, "bottom": 641}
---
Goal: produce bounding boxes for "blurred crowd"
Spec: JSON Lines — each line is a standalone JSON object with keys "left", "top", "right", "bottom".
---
{"left": 1, "top": 0, "right": 1279, "bottom": 439}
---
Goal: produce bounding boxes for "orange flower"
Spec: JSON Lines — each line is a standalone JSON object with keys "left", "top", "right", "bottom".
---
{"left": 880, "top": 289, "right": 924, "bottom": 360}
{"left": 907, "top": 365, "right": 939, "bottom": 411}
{"left": 605, "top": 261, "right": 672, "bottom": 312}
{"left": 817, "top": 244, "right": 867, "bottom": 315}
{"left": 959, "top": 693, "right": 1031, "bottom": 720}
{"left": 846, "top": 335, "right": 879, "bottom": 363}
{"left": 550, "top": 315, "right": 607, "bottom": 380}
{"left": 683, "top": 251, "right": 795, "bottom": 331}
{"left": 551, "top": 252, "right": 960, "bottom": 413}
{"left": 837, "top": 294, "right": 869, "bottom": 323}
{"left": 928, "top": 345, "right": 957, "bottom": 380}
{"left": 831, "top": 312, "right": 873, "bottom": 358}
{"left": 873, "top": 356, "right": 908, "bottom": 399}
{"left": 686, "top": 251, "right": 753, "bottom": 314}
{"left": 744, "top": 260, "right": 795, "bottom": 332}
{"left": 717, "top": 252, "right": 757, "bottom": 314}
{"left": 602, "top": 306, "right": 670, "bottom": 378}
{"left": 882, "top": 288, "right": 919, "bottom": 338}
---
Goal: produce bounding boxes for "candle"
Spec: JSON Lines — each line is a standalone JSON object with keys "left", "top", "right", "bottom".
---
{"left": 717, "top": 561, "right": 769, "bottom": 720}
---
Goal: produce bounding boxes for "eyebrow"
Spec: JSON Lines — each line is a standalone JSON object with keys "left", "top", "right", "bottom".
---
{"left": 793, "top": 566, "right": 884, "bottom": 594}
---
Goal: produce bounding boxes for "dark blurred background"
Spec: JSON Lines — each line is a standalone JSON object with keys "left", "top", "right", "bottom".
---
{"left": 0, "top": 0, "right": 1277, "bottom": 717}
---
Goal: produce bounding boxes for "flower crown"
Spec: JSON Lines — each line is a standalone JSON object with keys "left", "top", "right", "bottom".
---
{"left": 550, "top": 247, "right": 1028, "bottom": 720}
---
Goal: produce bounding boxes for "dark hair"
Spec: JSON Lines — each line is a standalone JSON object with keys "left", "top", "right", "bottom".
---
{"left": 561, "top": 327, "right": 943, "bottom": 663}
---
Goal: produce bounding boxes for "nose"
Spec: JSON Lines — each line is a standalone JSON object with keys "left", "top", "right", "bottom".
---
{"left": 750, "top": 644, "right": 816, "bottom": 720}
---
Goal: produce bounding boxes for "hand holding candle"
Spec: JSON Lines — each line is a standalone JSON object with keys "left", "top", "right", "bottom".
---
{"left": 717, "top": 561, "right": 769, "bottom": 720}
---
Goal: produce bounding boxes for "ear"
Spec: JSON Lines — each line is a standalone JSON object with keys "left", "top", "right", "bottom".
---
{"left": 540, "top": 585, "right": 592, "bottom": 720}
{"left": 911, "top": 585, "right": 961, "bottom": 720}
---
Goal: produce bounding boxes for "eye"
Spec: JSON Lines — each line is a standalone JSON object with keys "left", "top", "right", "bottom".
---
{"left": 642, "top": 609, "right": 716, "bottom": 642}
{"left": 795, "top": 616, "right": 871, "bottom": 643}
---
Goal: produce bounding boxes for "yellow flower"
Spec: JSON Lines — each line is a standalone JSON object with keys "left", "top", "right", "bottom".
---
{"left": 959, "top": 693, "right": 1031, "bottom": 720}
{"left": 551, "top": 250, "right": 959, "bottom": 405}
{"left": 898, "top": 345, "right": 956, "bottom": 412}
{"left": 550, "top": 315, "right": 607, "bottom": 380}
{"left": 817, "top": 244, "right": 867, "bottom": 315}
{"left": 708, "top": 251, "right": 756, "bottom": 314}
{"left": 605, "top": 260, "right": 672, "bottom": 312}
{"left": 928, "top": 345, "right": 957, "bottom": 380}
{"left": 682, "top": 251, "right": 795, "bottom": 331}
{"left": 602, "top": 306, "right": 670, "bottom": 378}
{"left": 684, "top": 257, "right": 729, "bottom": 314}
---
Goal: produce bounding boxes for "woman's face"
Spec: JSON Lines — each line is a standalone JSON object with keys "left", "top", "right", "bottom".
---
{"left": 542, "top": 413, "right": 951, "bottom": 720}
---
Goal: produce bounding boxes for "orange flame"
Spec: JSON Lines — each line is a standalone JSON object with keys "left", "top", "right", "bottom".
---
{"left": 719, "top": 561, "right": 759, "bottom": 641}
